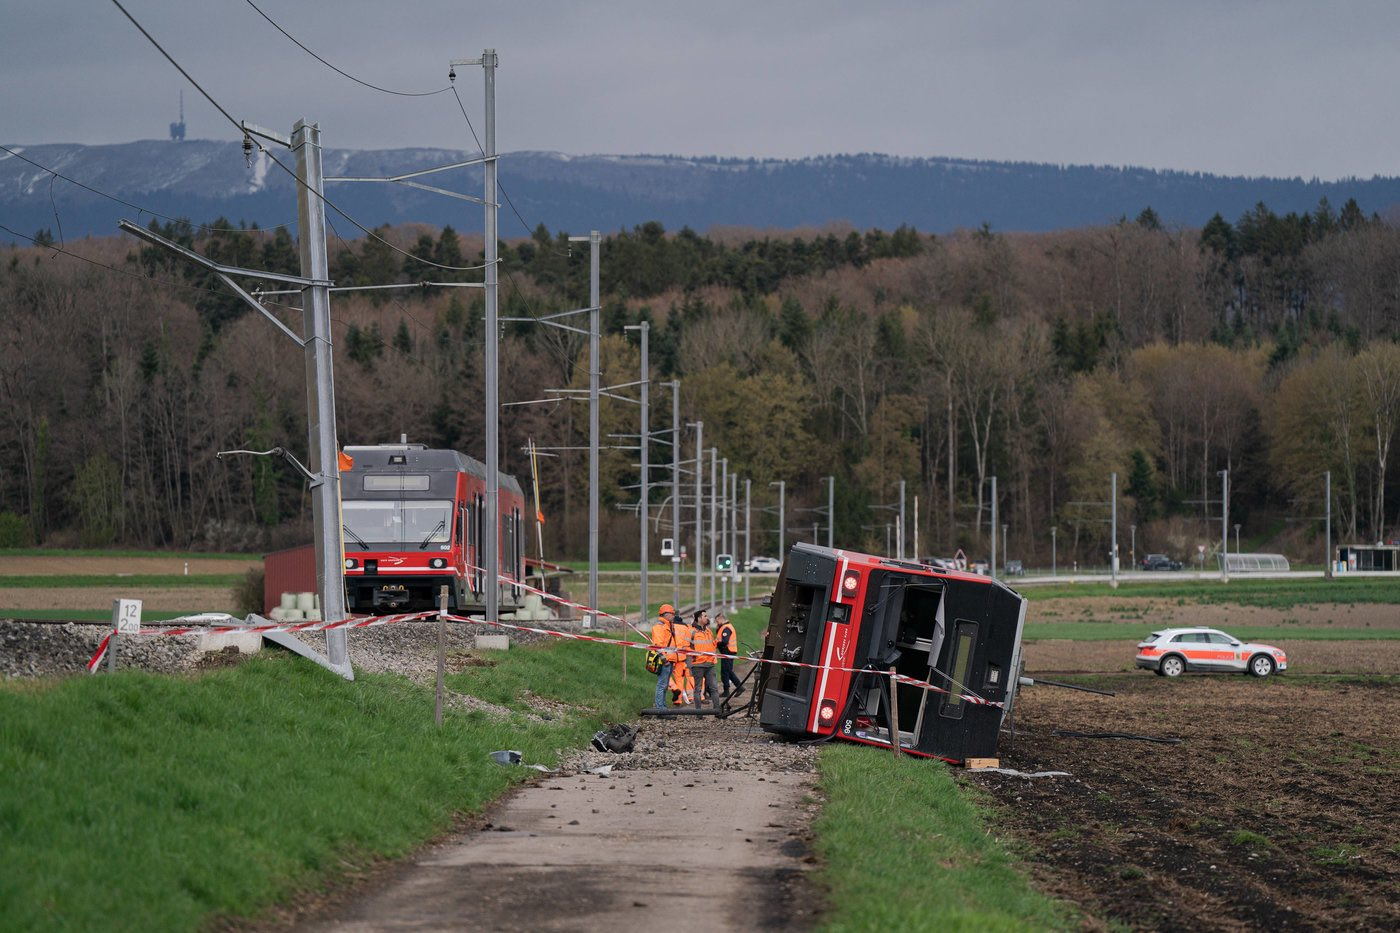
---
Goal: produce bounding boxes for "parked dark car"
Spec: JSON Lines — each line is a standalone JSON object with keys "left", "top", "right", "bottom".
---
{"left": 1140, "top": 553, "right": 1183, "bottom": 571}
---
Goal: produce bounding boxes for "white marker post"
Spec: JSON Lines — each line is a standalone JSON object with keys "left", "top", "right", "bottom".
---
{"left": 110, "top": 599, "right": 142, "bottom": 673}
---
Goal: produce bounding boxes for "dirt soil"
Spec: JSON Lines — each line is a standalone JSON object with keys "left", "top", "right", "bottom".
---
{"left": 0, "top": 556, "right": 257, "bottom": 615}
{"left": 971, "top": 676, "right": 1400, "bottom": 931}
{"left": 0, "top": 556, "right": 262, "bottom": 576}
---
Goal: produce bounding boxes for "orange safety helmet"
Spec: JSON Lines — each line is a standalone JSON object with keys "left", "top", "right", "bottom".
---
{"left": 659, "top": 604, "right": 676, "bottom": 617}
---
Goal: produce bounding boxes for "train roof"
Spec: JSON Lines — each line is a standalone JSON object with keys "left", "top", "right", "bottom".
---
{"left": 343, "top": 444, "right": 523, "bottom": 495}
{"left": 791, "top": 542, "right": 1020, "bottom": 593}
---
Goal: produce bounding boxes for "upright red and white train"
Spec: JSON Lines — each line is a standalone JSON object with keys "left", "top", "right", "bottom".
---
{"left": 338, "top": 442, "right": 527, "bottom": 615}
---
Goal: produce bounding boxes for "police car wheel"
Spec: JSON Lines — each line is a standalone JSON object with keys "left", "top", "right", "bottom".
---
{"left": 1160, "top": 655, "right": 1185, "bottom": 678}
{"left": 1249, "top": 654, "right": 1275, "bottom": 678}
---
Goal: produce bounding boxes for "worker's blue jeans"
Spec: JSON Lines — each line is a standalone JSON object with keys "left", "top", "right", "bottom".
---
{"left": 653, "top": 661, "right": 673, "bottom": 709}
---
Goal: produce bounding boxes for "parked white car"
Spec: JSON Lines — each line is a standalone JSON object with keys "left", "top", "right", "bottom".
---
{"left": 745, "top": 556, "right": 781, "bottom": 573}
{"left": 1136, "top": 627, "right": 1287, "bottom": 678}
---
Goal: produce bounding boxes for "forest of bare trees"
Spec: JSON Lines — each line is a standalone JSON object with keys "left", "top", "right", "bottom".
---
{"left": 3, "top": 199, "right": 1398, "bottom": 566}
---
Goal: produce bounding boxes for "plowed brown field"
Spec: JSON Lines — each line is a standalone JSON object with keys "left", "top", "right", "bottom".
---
{"left": 975, "top": 676, "right": 1400, "bottom": 930}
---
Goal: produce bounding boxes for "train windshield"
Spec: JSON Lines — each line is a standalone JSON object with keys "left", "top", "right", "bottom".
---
{"left": 342, "top": 499, "right": 453, "bottom": 548}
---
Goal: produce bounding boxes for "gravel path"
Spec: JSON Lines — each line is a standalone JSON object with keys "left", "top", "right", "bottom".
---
{"left": 295, "top": 710, "right": 824, "bottom": 933}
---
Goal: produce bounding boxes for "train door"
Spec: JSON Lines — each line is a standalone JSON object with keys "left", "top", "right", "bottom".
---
{"left": 510, "top": 507, "right": 523, "bottom": 601}
{"left": 500, "top": 505, "right": 514, "bottom": 602}
{"left": 831, "top": 577, "right": 945, "bottom": 753}
{"left": 470, "top": 494, "right": 484, "bottom": 594}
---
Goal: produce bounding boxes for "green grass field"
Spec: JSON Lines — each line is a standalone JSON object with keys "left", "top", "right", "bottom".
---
{"left": 0, "top": 652, "right": 642, "bottom": 929}
{"left": 1020, "top": 576, "right": 1398, "bottom": 607}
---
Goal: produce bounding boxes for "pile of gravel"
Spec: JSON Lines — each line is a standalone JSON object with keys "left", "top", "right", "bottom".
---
{"left": 0, "top": 615, "right": 624, "bottom": 682}
{"left": 289, "top": 618, "right": 577, "bottom": 677}
{"left": 0, "top": 621, "right": 205, "bottom": 679}
{"left": 561, "top": 707, "right": 820, "bottom": 775}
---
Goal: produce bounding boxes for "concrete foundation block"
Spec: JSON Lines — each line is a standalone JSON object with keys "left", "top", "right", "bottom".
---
{"left": 475, "top": 634, "right": 510, "bottom": 651}
{"left": 198, "top": 632, "right": 263, "bottom": 654}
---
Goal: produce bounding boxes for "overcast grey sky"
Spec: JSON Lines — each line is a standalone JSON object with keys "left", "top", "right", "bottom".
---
{"left": 3, "top": 1, "right": 1397, "bottom": 180}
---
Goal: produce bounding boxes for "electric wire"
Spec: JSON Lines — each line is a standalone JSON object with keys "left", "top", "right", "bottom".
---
{"left": 244, "top": 0, "right": 452, "bottom": 97}
{"left": 449, "top": 83, "right": 561, "bottom": 245}
{"left": 110, "top": 0, "right": 242, "bottom": 131}
{"left": 109, "top": 0, "right": 492, "bottom": 275}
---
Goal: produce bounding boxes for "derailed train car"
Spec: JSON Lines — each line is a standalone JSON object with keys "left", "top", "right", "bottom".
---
{"left": 757, "top": 543, "right": 1026, "bottom": 763}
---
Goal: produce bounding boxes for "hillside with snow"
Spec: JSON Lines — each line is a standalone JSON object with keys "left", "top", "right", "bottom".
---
{"left": 5, "top": 139, "right": 1400, "bottom": 242}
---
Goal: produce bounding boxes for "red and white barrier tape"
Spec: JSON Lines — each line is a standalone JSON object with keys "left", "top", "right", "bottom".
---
{"left": 503, "top": 574, "right": 649, "bottom": 638}
{"left": 85, "top": 591, "right": 997, "bottom": 708}
{"left": 86, "top": 633, "right": 112, "bottom": 672}
{"left": 440, "top": 612, "right": 999, "bottom": 708}
{"left": 86, "top": 611, "right": 437, "bottom": 672}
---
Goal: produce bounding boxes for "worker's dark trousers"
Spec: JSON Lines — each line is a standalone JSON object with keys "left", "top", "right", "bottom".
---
{"left": 720, "top": 657, "right": 743, "bottom": 693}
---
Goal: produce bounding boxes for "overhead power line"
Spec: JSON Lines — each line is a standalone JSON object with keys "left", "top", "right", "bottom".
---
{"left": 243, "top": 0, "right": 452, "bottom": 98}
{"left": 108, "top": 0, "right": 492, "bottom": 275}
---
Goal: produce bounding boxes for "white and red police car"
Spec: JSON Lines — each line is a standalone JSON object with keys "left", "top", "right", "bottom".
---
{"left": 1136, "top": 627, "right": 1287, "bottom": 678}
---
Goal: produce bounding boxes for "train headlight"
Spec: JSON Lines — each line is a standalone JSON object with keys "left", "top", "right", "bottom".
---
{"left": 429, "top": 557, "right": 447, "bottom": 569}
{"left": 344, "top": 558, "right": 358, "bottom": 570}
{"left": 840, "top": 568, "right": 860, "bottom": 595}
{"left": 818, "top": 699, "right": 838, "bottom": 724}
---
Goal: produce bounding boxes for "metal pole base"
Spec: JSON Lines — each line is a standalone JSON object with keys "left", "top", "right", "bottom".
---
{"left": 257, "top": 620, "right": 355, "bottom": 680}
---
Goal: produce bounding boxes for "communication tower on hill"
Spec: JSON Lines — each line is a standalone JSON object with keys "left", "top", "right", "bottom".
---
{"left": 169, "top": 90, "right": 186, "bottom": 141}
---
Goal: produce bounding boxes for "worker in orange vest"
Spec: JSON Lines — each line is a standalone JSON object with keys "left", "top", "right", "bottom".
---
{"left": 715, "top": 612, "right": 744, "bottom": 698}
{"left": 650, "top": 604, "right": 685, "bottom": 709}
{"left": 687, "top": 609, "right": 720, "bottom": 710}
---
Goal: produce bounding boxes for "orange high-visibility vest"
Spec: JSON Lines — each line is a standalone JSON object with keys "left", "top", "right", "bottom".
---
{"left": 651, "top": 621, "right": 685, "bottom": 663}
{"left": 689, "top": 625, "right": 718, "bottom": 665}
{"left": 671, "top": 623, "right": 693, "bottom": 663}
{"left": 716, "top": 621, "right": 737, "bottom": 657}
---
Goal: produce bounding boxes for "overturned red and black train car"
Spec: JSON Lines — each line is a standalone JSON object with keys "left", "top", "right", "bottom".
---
{"left": 339, "top": 443, "right": 526, "bottom": 615}
{"left": 757, "top": 543, "right": 1026, "bottom": 764}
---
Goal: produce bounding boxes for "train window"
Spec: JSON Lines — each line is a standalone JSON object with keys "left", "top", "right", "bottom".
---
{"left": 364, "top": 474, "right": 430, "bottom": 491}
{"left": 342, "top": 499, "right": 451, "bottom": 545}
{"left": 939, "top": 620, "right": 978, "bottom": 720}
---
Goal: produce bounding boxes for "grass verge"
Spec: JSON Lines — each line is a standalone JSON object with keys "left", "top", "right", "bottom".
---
{"left": 1020, "top": 576, "right": 1398, "bottom": 607}
{"left": 813, "top": 744, "right": 1069, "bottom": 931}
{"left": 0, "top": 642, "right": 643, "bottom": 930}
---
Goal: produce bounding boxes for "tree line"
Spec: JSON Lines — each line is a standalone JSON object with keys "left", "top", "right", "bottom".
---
{"left": 2, "top": 200, "right": 1397, "bottom": 566}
